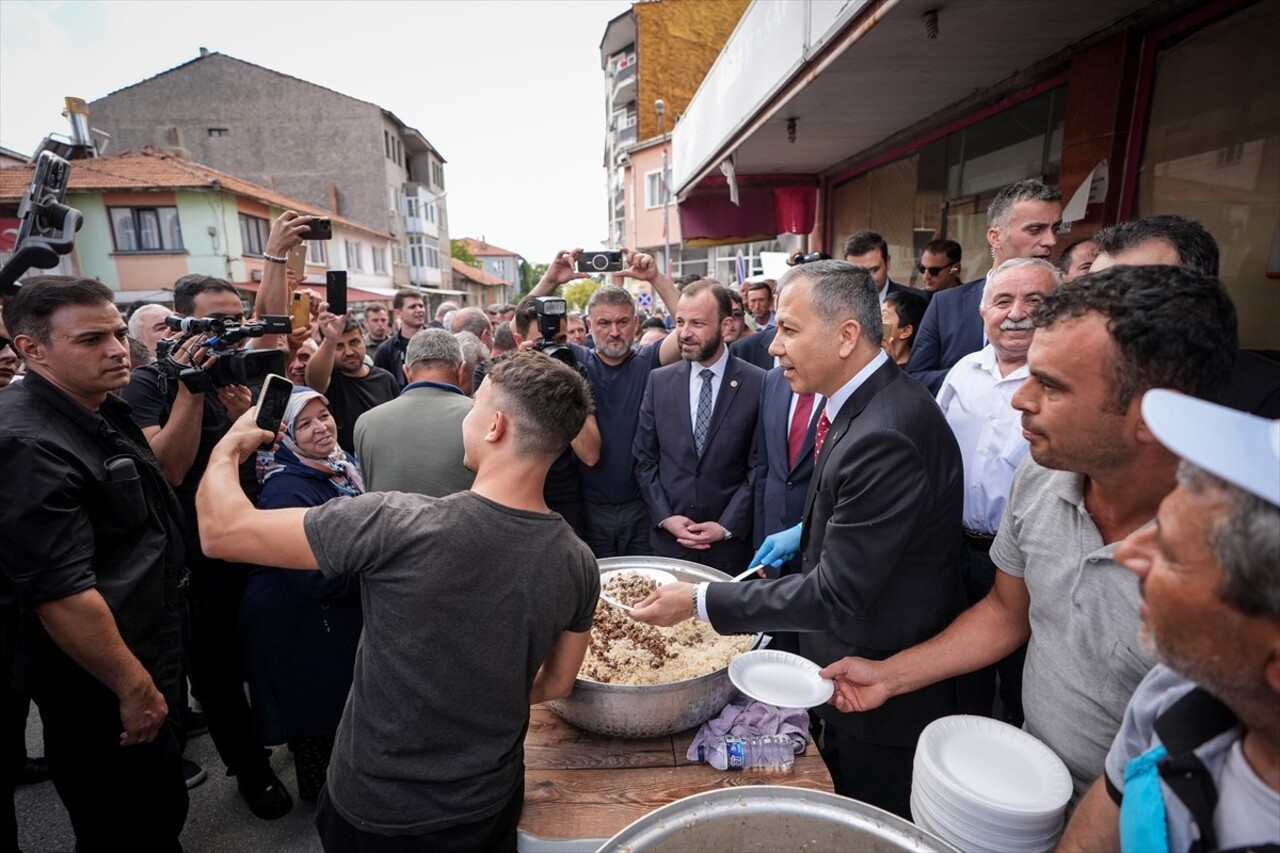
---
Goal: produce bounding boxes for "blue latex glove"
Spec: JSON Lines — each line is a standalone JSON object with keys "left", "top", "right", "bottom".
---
{"left": 749, "top": 523, "right": 802, "bottom": 572}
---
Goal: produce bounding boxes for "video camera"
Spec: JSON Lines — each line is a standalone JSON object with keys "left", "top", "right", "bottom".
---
{"left": 533, "top": 296, "right": 577, "bottom": 368}
{"left": 0, "top": 152, "right": 83, "bottom": 295}
{"left": 157, "top": 314, "right": 290, "bottom": 393}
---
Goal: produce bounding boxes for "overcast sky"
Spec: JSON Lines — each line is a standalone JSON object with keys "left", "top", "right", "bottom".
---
{"left": 0, "top": 0, "right": 631, "bottom": 265}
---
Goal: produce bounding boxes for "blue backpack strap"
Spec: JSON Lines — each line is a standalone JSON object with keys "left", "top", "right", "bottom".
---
{"left": 1152, "top": 687, "right": 1239, "bottom": 853}
{"left": 1122, "top": 743, "right": 1172, "bottom": 853}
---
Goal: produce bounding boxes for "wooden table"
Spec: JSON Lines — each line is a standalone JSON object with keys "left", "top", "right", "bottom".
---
{"left": 520, "top": 705, "right": 834, "bottom": 844}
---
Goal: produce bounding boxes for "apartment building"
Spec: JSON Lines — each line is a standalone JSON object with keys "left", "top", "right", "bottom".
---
{"left": 455, "top": 237, "right": 521, "bottom": 303}
{"left": 600, "top": 1, "right": 749, "bottom": 278}
{"left": 86, "top": 50, "right": 458, "bottom": 308}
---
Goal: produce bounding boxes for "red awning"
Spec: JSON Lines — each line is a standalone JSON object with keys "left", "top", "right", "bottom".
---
{"left": 678, "top": 178, "right": 818, "bottom": 248}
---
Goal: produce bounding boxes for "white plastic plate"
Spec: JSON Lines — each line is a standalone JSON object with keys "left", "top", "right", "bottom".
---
{"left": 728, "top": 649, "right": 835, "bottom": 709}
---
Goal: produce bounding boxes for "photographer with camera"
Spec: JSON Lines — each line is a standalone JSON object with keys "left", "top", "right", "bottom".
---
{"left": 121, "top": 267, "right": 300, "bottom": 821}
{"left": 526, "top": 247, "right": 682, "bottom": 557}
{"left": 509, "top": 295, "right": 601, "bottom": 539}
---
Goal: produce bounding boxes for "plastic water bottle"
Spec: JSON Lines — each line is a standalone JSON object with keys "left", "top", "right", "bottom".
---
{"left": 700, "top": 735, "right": 795, "bottom": 772}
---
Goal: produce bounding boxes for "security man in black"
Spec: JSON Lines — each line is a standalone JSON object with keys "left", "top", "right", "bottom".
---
{"left": 0, "top": 277, "right": 187, "bottom": 851}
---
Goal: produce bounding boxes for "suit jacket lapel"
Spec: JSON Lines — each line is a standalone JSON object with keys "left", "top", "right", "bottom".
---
{"left": 800, "top": 359, "right": 900, "bottom": 523}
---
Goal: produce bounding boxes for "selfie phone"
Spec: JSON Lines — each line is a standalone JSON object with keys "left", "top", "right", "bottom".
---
{"left": 286, "top": 244, "right": 307, "bottom": 280}
{"left": 254, "top": 374, "right": 293, "bottom": 449}
{"left": 291, "top": 290, "right": 311, "bottom": 332}
{"left": 576, "top": 250, "right": 624, "bottom": 273}
{"left": 326, "top": 270, "right": 348, "bottom": 317}
{"left": 304, "top": 218, "right": 333, "bottom": 240}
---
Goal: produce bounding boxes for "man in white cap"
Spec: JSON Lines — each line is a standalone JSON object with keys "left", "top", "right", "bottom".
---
{"left": 1059, "top": 391, "right": 1280, "bottom": 852}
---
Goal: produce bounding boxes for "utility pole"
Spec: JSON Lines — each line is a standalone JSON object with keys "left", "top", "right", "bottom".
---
{"left": 655, "top": 98, "right": 670, "bottom": 278}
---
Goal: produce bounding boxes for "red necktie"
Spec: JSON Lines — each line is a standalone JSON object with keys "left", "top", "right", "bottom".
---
{"left": 787, "top": 393, "right": 815, "bottom": 469}
{"left": 813, "top": 411, "right": 831, "bottom": 461}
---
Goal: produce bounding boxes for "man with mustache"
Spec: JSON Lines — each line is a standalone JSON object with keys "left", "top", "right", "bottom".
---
{"left": 935, "top": 258, "right": 1062, "bottom": 725}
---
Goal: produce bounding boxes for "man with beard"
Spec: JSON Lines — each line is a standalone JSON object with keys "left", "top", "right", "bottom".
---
{"left": 634, "top": 280, "right": 764, "bottom": 572}
{"left": 306, "top": 312, "right": 399, "bottom": 454}
{"left": 529, "top": 248, "right": 681, "bottom": 557}
{"left": 1058, "top": 390, "right": 1279, "bottom": 852}
{"left": 818, "top": 266, "right": 1239, "bottom": 803}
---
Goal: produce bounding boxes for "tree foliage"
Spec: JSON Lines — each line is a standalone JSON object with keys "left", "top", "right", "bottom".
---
{"left": 563, "top": 278, "right": 602, "bottom": 311}
{"left": 518, "top": 260, "right": 548, "bottom": 298}
{"left": 450, "top": 239, "right": 478, "bottom": 267}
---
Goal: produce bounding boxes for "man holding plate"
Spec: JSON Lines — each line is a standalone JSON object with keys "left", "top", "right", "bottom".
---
{"left": 630, "top": 260, "right": 970, "bottom": 819}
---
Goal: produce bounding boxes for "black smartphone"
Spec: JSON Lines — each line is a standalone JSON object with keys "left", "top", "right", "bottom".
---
{"left": 576, "top": 250, "right": 624, "bottom": 273}
{"left": 326, "top": 270, "right": 348, "bottom": 317}
{"left": 254, "top": 374, "right": 293, "bottom": 449}
{"left": 304, "top": 218, "right": 333, "bottom": 241}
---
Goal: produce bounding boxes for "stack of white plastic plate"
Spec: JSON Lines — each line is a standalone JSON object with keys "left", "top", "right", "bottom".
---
{"left": 910, "top": 716, "right": 1072, "bottom": 853}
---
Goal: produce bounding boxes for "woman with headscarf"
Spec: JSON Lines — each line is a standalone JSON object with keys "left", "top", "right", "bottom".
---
{"left": 240, "top": 387, "right": 365, "bottom": 802}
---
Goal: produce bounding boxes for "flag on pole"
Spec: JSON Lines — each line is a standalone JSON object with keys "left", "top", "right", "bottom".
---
{"left": 735, "top": 250, "right": 746, "bottom": 289}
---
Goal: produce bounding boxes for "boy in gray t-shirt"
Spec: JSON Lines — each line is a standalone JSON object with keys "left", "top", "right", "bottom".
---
{"left": 305, "top": 489, "right": 597, "bottom": 836}
{"left": 195, "top": 350, "right": 600, "bottom": 852}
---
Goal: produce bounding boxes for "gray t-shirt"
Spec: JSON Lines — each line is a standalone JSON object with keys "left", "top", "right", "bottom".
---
{"left": 990, "top": 458, "right": 1153, "bottom": 801}
{"left": 304, "top": 490, "right": 599, "bottom": 834}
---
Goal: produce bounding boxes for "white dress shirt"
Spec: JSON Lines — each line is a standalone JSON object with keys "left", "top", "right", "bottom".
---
{"left": 936, "top": 344, "right": 1029, "bottom": 534}
{"left": 687, "top": 344, "right": 729, "bottom": 434}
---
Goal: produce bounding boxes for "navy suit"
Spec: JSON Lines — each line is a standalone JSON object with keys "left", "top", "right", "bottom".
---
{"left": 705, "top": 358, "right": 968, "bottom": 814}
{"left": 752, "top": 368, "right": 823, "bottom": 568}
{"left": 729, "top": 327, "right": 776, "bottom": 372}
{"left": 905, "top": 277, "right": 985, "bottom": 394}
{"left": 634, "top": 355, "right": 765, "bottom": 572}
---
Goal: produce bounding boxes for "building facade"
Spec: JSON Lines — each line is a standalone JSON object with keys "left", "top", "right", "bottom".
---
{"left": 600, "top": 1, "right": 749, "bottom": 277}
{"left": 455, "top": 237, "right": 520, "bottom": 303}
{"left": 86, "top": 50, "right": 455, "bottom": 297}
{"left": 450, "top": 257, "right": 508, "bottom": 308}
{"left": 0, "top": 148, "right": 396, "bottom": 306}
{"left": 672, "top": 0, "right": 1279, "bottom": 349}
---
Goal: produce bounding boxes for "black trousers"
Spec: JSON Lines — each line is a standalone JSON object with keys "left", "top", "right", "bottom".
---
{"left": 584, "top": 498, "right": 654, "bottom": 559}
{"left": 959, "top": 540, "right": 1026, "bottom": 726}
{"left": 816, "top": 722, "right": 915, "bottom": 820}
{"left": 35, "top": 690, "right": 187, "bottom": 853}
{"left": 186, "top": 556, "right": 269, "bottom": 777}
{"left": 315, "top": 780, "right": 522, "bottom": 853}
{"left": 0, "top": 665, "right": 30, "bottom": 851}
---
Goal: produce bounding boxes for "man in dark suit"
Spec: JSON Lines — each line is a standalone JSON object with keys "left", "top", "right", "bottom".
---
{"left": 752, "top": 365, "right": 823, "bottom": 573}
{"left": 729, "top": 325, "right": 775, "bottom": 371}
{"left": 843, "top": 230, "right": 913, "bottom": 305}
{"left": 907, "top": 179, "right": 1063, "bottom": 393}
{"left": 634, "top": 281, "right": 765, "bottom": 573}
{"left": 632, "top": 261, "right": 968, "bottom": 818}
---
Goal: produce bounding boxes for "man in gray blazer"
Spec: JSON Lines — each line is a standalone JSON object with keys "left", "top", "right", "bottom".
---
{"left": 354, "top": 329, "right": 474, "bottom": 496}
{"left": 634, "top": 281, "right": 765, "bottom": 573}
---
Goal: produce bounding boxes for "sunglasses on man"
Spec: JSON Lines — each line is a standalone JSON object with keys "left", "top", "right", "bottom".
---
{"left": 916, "top": 264, "right": 959, "bottom": 276}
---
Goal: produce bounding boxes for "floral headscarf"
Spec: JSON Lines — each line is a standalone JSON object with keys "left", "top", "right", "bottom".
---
{"left": 256, "top": 387, "right": 366, "bottom": 497}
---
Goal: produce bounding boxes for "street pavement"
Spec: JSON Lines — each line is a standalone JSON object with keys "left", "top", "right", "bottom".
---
{"left": 16, "top": 711, "right": 324, "bottom": 852}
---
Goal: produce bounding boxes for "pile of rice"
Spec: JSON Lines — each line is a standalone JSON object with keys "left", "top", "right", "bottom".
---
{"left": 580, "top": 572, "right": 754, "bottom": 686}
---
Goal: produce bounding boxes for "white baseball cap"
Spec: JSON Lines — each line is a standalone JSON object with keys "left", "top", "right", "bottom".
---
{"left": 1142, "top": 389, "right": 1280, "bottom": 507}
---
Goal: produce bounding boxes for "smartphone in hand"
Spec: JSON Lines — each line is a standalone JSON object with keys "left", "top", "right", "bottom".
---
{"left": 254, "top": 374, "right": 293, "bottom": 449}
{"left": 326, "top": 270, "right": 348, "bottom": 317}
{"left": 291, "top": 291, "right": 311, "bottom": 333}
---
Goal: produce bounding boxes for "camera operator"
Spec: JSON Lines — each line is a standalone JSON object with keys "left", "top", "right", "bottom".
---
{"left": 509, "top": 296, "right": 601, "bottom": 540}
{"left": 0, "top": 277, "right": 188, "bottom": 849}
{"left": 120, "top": 211, "right": 310, "bottom": 821}
{"left": 527, "top": 248, "right": 682, "bottom": 557}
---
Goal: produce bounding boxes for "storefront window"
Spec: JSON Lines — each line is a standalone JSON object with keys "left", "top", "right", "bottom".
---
{"left": 830, "top": 86, "right": 1065, "bottom": 286}
{"left": 1135, "top": 1, "right": 1280, "bottom": 349}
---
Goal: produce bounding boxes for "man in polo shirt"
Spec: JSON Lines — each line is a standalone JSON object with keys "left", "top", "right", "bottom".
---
{"left": 821, "top": 265, "right": 1239, "bottom": 802}
{"left": 373, "top": 290, "right": 427, "bottom": 390}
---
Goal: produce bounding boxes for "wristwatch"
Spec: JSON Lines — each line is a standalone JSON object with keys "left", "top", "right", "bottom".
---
{"left": 721, "top": 525, "right": 733, "bottom": 541}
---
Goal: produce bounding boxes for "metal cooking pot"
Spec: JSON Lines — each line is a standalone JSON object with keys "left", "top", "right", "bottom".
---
{"left": 545, "top": 556, "right": 762, "bottom": 739}
{"left": 596, "top": 786, "right": 960, "bottom": 852}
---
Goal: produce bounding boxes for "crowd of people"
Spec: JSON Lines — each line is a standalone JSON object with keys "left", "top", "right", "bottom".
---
{"left": 0, "top": 178, "right": 1276, "bottom": 852}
